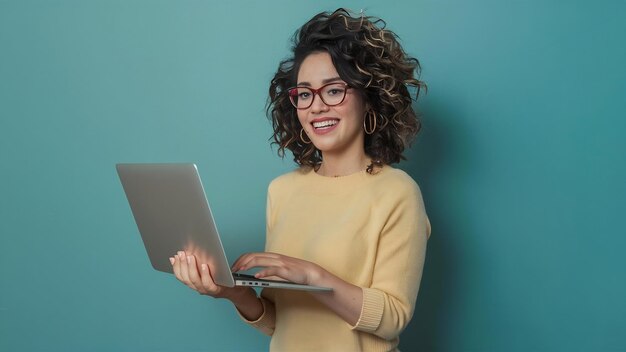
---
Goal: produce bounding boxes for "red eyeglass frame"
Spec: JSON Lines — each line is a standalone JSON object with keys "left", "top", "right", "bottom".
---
{"left": 287, "top": 83, "right": 351, "bottom": 109}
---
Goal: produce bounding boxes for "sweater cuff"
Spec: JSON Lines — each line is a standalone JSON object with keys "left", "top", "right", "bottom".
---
{"left": 236, "top": 296, "right": 276, "bottom": 336}
{"left": 350, "top": 287, "right": 385, "bottom": 332}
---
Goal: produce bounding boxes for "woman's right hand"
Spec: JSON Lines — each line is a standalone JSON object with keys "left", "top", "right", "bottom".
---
{"left": 170, "top": 251, "right": 249, "bottom": 300}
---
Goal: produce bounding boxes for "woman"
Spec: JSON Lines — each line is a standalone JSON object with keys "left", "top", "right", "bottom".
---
{"left": 170, "top": 8, "right": 431, "bottom": 351}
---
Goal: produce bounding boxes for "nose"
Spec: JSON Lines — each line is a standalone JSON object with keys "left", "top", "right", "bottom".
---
{"left": 309, "top": 92, "right": 330, "bottom": 113}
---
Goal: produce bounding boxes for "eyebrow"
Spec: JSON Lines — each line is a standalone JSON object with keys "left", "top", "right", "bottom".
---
{"left": 297, "top": 76, "right": 343, "bottom": 87}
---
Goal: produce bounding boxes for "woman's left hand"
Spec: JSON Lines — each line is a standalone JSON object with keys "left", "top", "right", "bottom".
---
{"left": 231, "top": 252, "right": 324, "bottom": 286}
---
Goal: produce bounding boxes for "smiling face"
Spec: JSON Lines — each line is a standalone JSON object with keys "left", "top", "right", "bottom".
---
{"left": 296, "top": 51, "right": 367, "bottom": 158}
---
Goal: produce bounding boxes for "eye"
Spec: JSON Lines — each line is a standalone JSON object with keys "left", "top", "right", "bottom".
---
{"left": 324, "top": 83, "right": 346, "bottom": 96}
{"left": 298, "top": 92, "right": 311, "bottom": 100}
{"left": 327, "top": 88, "right": 344, "bottom": 96}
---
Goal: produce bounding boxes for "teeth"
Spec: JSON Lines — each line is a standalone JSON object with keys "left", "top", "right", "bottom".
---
{"left": 313, "top": 120, "right": 338, "bottom": 128}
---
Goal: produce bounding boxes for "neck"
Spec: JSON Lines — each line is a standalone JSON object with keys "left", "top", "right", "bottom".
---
{"left": 317, "top": 151, "right": 370, "bottom": 177}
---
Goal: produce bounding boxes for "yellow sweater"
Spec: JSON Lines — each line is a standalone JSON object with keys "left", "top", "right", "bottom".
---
{"left": 241, "top": 165, "right": 431, "bottom": 351}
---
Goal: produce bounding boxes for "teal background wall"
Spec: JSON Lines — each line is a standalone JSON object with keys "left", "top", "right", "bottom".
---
{"left": 1, "top": 1, "right": 624, "bottom": 351}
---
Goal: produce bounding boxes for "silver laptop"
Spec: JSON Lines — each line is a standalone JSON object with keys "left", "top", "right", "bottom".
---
{"left": 116, "top": 163, "right": 331, "bottom": 292}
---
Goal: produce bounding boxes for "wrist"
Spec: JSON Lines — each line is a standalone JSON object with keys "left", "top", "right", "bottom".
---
{"left": 309, "top": 264, "right": 331, "bottom": 286}
{"left": 227, "top": 287, "right": 264, "bottom": 322}
{"left": 226, "top": 286, "right": 256, "bottom": 304}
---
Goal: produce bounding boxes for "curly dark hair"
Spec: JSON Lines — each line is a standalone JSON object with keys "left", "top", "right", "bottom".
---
{"left": 267, "top": 8, "right": 426, "bottom": 172}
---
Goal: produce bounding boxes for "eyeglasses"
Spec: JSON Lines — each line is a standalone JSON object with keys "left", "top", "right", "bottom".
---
{"left": 287, "top": 83, "right": 351, "bottom": 109}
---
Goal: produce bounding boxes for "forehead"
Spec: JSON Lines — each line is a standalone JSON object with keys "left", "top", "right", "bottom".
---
{"left": 297, "top": 52, "right": 339, "bottom": 85}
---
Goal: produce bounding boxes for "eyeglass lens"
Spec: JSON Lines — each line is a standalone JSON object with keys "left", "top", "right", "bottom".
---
{"left": 289, "top": 83, "right": 347, "bottom": 109}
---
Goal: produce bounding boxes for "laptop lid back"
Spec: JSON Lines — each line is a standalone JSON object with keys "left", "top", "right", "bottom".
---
{"left": 116, "top": 163, "right": 235, "bottom": 287}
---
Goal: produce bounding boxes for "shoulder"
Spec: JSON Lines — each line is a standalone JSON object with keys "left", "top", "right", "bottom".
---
{"left": 374, "top": 165, "right": 421, "bottom": 194}
{"left": 374, "top": 166, "right": 430, "bottom": 236}
{"left": 369, "top": 165, "right": 426, "bottom": 211}
{"left": 267, "top": 167, "right": 313, "bottom": 195}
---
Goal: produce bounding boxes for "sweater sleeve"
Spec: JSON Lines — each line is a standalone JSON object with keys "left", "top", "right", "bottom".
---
{"left": 350, "top": 181, "right": 431, "bottom": 340}
{"left": 236, "top": 290, "right": 276, "bottom": 336}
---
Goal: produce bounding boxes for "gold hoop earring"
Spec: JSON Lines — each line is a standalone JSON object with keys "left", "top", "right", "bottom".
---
{"left": 364, "top": 110, "right": 376, "bottom": 135}
{"left": 300, "top": 128, "right": 311, "bottom": 144}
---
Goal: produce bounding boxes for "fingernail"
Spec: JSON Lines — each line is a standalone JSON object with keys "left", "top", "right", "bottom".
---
{"left": 201, "top": 264, "right": 207, "bottom": 271}
{"left": 186, "top": 256, "right": 191, "bottom": 263}
{"left": 169, "top": 257, "right": 175, "bottom": 265}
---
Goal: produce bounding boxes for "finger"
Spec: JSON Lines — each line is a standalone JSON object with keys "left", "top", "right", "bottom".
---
{"left": 172, "top": 254, "right": 183, "bottom": 281}
{"left": 232, "top": 252, "right": 282, "bottom": 268}
{"left": 186, "top": 255, "right": 203, "bottom": 292}
{"left": 239, "top": 256, "right": 286, "bottom": 272}
{"left": 254, "top": 266, "right": 290, "bottom": 280}
{"left": 199, "top": 263, "right": 219, "bottom": 293}
{"left": 234, "top": 253, "right": 284, "bottom": 271}
{"left": 261, "top": 275, "right": 286, "bottom": 281}
{"left": 185, "top": 255, "right": 201, "bottom": 291}
{"left": 178, "top": 251, "right": 191, "bottom": 284}
{"left": 231, "top": 252, "right": 261, "bottom": 271}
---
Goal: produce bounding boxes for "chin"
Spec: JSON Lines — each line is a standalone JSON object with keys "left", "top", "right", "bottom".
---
{"left": 311, "top": 139, "right": 336, "bottom": 151}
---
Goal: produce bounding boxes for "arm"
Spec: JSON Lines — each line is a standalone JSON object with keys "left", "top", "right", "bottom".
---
{"left": 232, "top": 182, "right": 430, "bottom": 339}
{"left": 232, "top": 288, "right": 276, "bottom": 336}
{"left": 350, "top": 186, "right": 430, "bottom": 339}
{"left": 232, "top": 253, "right": 363, "bottom": 325}
{"left": 169, "top": 251, "right": 272, "bottom": 334}
{"left": 233, "top": 183, "right": 279, "bottom": 335}
{"left": 232, "top": 178, "right": 363, "bottom": 325}
{"left": 169, "top": 182, "right": 286, "bottom": 335}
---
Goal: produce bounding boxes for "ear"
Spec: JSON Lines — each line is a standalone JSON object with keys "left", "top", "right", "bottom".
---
{"left": 361, "top": 96, "right": 371, "bottom": 114}
{"left": 363, "top": 103, "right": 372, "bottom": 118}
{"left": 361, "top": 93, "right": 372, "bottom": 112}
